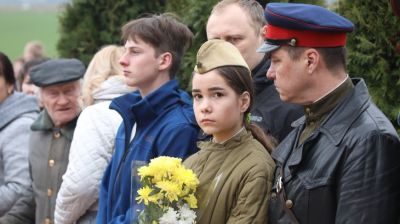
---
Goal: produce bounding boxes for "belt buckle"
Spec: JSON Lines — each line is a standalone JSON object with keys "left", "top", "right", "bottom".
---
{"left": 276, "top": 176, "right": 283, "bottom": 194}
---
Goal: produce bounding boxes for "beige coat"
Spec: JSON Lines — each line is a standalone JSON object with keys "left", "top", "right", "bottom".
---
{"left": 183, "top": 129, "right": 275, "bottom": 224}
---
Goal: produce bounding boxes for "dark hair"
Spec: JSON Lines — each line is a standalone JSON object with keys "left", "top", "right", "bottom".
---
{"left": 0, "top": 51, "right": 16, "bottom": 87}
{"left": 215, "top": 66, "right": 276, "bottom": 153}
{"left": 285, "top": 46, "right": 347, "bottom": 73}
{"left": 121, "top": 13, "right": 194, "bottom": 78}
{"left": 317, "top": 47, "right": 347, "bottom": 72}
{"left": 18, "top": 57, "right": 48, "bottom": 90}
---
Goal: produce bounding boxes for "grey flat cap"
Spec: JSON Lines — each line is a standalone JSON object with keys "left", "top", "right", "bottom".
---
{"left": 30, "top": 58, "right": 85, "bottom": 87}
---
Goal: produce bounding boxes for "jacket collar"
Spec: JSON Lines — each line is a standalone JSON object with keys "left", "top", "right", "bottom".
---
{"left": 304, "top": 77, "right": 353, "bottom": 124}
{"left": 0, "top": 92, "right": 39, "bottom": 129}
{"left": 318, "top": 78, "right": 370, "bottom": 145}
{"left": 111, "top": 79, "right": 184, "bottom": 126}
{"left": 296, "top": 78, "right": 368, "bottom": 145}
{"left": 272, "top": 78, "right": 370, "bottom": 165}
{"left": 251, "top": 56, "right": 273, "bottom": 95}
{"left": 31, "top": 109, "right": 78, "bottom": 140}
{"left": 197, "top": 128, "right": 250, "bottom": 151}
{"left": 92, "top": 76, "right": 133, "bottom": 103}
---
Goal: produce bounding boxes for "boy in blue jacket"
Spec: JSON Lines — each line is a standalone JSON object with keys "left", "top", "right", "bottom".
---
{"left": 97, "top": 14, "right": 199, "bottom": 224}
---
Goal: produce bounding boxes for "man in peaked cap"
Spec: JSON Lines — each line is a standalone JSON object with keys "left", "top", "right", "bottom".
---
{"left": 0, "top": 58, "right": 85, "bottom": 224}
{"left": 258, "top": 3, "right": 400, "bottom": 224}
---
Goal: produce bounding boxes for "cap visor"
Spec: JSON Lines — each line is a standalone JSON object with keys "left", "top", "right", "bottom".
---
{"left": 257, "top": 42, "right": 280, "bottom": 53}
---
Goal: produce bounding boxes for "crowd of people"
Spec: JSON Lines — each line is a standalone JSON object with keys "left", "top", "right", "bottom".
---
{"left": 0, "top": 0, "right": 399, "bottom": 224}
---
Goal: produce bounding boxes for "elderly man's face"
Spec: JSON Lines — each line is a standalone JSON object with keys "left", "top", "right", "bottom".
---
{"left": 40, "top": 80, "right": 81, "bottom": 127}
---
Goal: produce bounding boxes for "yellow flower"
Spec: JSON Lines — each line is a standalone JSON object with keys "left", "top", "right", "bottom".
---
{"left": 136, "top": 186, "right": 153, "bottom": 205}
{"left": 185, "top": 193, "right": 198, "bottom": 209}
{"left": 173, "top": 167, "right": 199, "bottom": 191}
{"left": 144, "top": 156, "right": 183, "bottom": 183}
{"left": 138, "top": 166, "right": 152, "bottom": 181}
{"left": 135, "top": 156, "right": 200, "bottom": 223}
{"left": 156, "top": 180, "right": 181, "bottom": 202}
{"left": 150, "top": 156, "right": 182, "bottom": 167}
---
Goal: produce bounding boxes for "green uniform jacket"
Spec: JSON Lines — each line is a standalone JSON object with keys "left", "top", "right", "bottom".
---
{"left": 0, "top": 110, "right": 77, "bottom": 224}
{"left": 183, "top": 129, "right": 275, "bottom": 224}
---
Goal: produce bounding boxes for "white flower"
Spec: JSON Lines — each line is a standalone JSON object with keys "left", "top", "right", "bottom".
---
{"left": 178, "top": 204, "right": 197, "bottom": 223}
{"left": 159, "top": 207, "right": 178, "bottom": 224}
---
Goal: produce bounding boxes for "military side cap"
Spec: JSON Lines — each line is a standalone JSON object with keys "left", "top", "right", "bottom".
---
{"left": 194, "top": 39, "right": 249, "bottom": 74}
{"left": 257, "top": 3, "right": 354, "bottom": 54}
{"left": 30, "top": 58, "right": 85, "bottom": 87}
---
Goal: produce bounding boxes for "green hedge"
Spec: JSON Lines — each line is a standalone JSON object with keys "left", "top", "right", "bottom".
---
{"left": 58, "top": 0, "right": 165, "bottom": 65}
{"left": 336, "top": 0, "right": 400, "bottom": 131}
{"left": 57, "top": 0, "right": 400, "bottom": 131}
{"left": 58, "top": 0, "right": 324, "bottom": 91}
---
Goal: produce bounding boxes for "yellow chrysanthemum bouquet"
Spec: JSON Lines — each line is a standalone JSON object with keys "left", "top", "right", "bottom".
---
{"left": 135, "top": 156, "right": 199, "bottom": 224}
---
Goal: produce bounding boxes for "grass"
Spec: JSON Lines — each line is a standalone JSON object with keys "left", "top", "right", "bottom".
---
{"left": 0, "top": 9, "right": 60, "bottom": 61}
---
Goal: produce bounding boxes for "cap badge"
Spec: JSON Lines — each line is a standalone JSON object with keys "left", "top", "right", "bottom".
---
{"left": 289, "top": 38, "right": 297, "bottom": 47}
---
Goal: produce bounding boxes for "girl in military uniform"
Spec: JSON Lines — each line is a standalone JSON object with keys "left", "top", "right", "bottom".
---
{"left": 184, "top": 39, "right": 276, "bottom": 224}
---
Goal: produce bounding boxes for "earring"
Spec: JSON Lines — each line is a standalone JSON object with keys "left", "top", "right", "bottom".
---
{"left": 246, "top": 113, "right": 252, "bottom": 124}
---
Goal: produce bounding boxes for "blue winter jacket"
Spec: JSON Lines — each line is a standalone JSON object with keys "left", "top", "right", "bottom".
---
{"left": 97, "top": 79, "right": 199, "bottom": 224}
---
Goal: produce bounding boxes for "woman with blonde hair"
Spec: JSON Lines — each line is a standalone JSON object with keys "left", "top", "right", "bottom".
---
{"left": 55, "top": 45, "right": 134, "bottom": 224}
{"left": 81, "top": 45, "right": 129, "bottom": 107}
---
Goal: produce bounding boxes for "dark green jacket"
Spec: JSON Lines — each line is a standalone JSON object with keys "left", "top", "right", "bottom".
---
{"left": 0, "top": 110, "right": 78, "bottom": 224}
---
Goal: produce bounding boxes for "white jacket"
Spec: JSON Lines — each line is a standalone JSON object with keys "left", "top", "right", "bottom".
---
{"left": 54, "top": 77, "right": 133, "bottom": 224}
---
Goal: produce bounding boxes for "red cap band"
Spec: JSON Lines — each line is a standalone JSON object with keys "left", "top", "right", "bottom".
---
{"left": 264, "top": 24, "right": 347, "bottom": 47}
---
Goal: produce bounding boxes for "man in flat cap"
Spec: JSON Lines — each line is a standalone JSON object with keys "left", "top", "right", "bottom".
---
{"left": 206, "top": 0, "right": 303, "bottom": 143}
{"left": 258, "top": 3, "right": 400, "bottom": 224}
{"left": 0, "top": 58, "right": 85, "bottom": 224}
